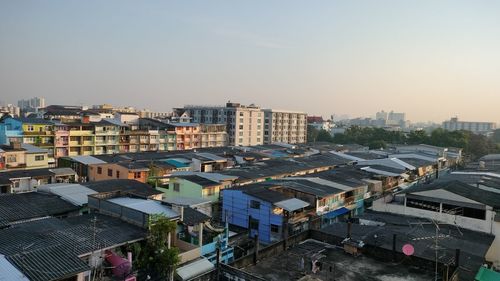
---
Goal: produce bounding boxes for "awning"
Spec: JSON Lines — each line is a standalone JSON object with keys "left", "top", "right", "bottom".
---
{"left": 323, "top": 207, "right": 350, "bottom": 219}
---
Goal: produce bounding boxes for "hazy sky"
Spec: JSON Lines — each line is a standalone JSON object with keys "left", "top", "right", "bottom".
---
{"left": 1, "top": 1, "right": 500, "bottom": 122}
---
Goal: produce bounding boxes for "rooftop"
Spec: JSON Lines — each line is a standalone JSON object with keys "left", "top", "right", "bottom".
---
{"left": 175, "top": 175, "right": 221, "bottom": 188}
{"left": 244, "top": 239, "right": 435, "bottom": 281}
{"left": 107, "top": 197, "right": 179, "bottom": 219}
{"left": 0, "top": 214, "right": 146, "bottom": 281}
{"left": 0, "top": 192, "right": 79, "bottom": 228}
{"left": 82, "top": 179, "right": 162, "bottom": 198}
{"left": 321, "top": 211, "right": 494, "bottom": 281}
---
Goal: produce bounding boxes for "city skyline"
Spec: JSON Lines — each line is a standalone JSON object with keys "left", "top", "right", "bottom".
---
{"left": 2, "top": 1, "right": 500, "bottom": 123}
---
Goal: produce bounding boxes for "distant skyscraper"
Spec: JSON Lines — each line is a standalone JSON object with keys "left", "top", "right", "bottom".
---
{"left": 17, "top": 97, "right": 45, "bottom": 112}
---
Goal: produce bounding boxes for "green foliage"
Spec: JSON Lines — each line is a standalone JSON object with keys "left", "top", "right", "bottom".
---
{"left": 307, "top": 126, "right": 334, "bottom": 142}
{"left": 136, "top": 214, "right": 180, "bottom": 280}
{"left": 322, "top": 126, "right": 499, "bottom": 160}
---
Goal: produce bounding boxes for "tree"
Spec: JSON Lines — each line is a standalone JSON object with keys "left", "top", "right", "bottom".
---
{"left": 136, "top": 214, "right": 180, "bottom": 281}
{"left": 316, "top": 129, "right": 334, "bottom": 142}
{"left": 307, "top": 126, "right": 320, "bottom": 142}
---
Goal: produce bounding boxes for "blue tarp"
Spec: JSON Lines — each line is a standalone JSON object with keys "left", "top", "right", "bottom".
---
{"left": 323, "top": 207, "right": 350, "bottom": 219}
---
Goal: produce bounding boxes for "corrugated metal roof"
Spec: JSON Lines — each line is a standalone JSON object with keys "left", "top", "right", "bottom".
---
{"left": 162, "top": 196, "right": 211, "bottom": 207}
{"left": 107, "top": 197, "right": 179, "bottom": 218}
{"left": 68, "top": 155, "right": 107, "bottom": 165}
{"left": 0, "top": 255, "right": 29, "bottom": 281}
{"left": 49, "top": 167, "right": 77, "bottom": 176}
{"left": 274, "top": 198, "right": 309, "bottom": 212}
{"left": 176, "top": 258, "right": 214, "bottom": 280}
{"left": 38, "top": 183, "right": 97, "bottom": 206}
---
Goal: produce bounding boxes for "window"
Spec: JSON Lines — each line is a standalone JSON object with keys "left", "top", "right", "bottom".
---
{"left": 35, "top": 155, "right": 44, "bottom": 161}
{"left": 271, "top": 224, "right": 280, "bottom": 233}
{"left": 97, "top": 167, "right": 102, "bottom": 174}
{"left": 173, "top": 183, "right": 180, "bottom": 192}
{"left": 206, "top": 188, "right": 215, "bottom": 196}
{"left": 250, "top": 200, "right": 261, "bottom": 209}
{"left": 116, "top": 171, "right": 120, "bottom": 178}
{"left": 249, "top": 217, "right": 259, "bottom": 230}
{"left": 27, "top": 125, "right": 34, "bottom": 131}
{"left": 6, "top": 155, "right": 17, "bottom": 163}
{"left": 239, "top": 125, "right": 243, "bottom": 130}
{"left": 107, "top": 169, "right": 113, "bottom": 177}
{"left": 134, "top": 172, "right": 141, "bottom": 179}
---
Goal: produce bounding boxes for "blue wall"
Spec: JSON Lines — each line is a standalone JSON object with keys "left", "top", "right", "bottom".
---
{"left": 0, "top": 118, "right": 23, "bottom": 145}
{"left": 222, "top": 189, "right": 284, "bottom": 244}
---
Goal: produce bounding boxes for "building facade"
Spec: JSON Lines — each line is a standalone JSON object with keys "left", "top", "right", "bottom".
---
{"left": 263, "top": 109, "right": 307, "bottom": 144}
{"left": 442, "top": 117, "right": 496, "bottom": 134}
{"left": 177, "top": 102, "right": 264, "bottom": 146}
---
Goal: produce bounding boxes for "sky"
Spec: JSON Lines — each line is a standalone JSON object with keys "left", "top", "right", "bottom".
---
{"left": 1, "top": 1, "right": 500, "bottom": 123}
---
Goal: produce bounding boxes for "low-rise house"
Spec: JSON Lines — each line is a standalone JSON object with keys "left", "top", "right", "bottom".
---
{"left": 57, "top": 155, "right": 107, "bottom": 181}
{"left": 0, "top": 143, "right": 49, "bottom": 171}
{"left": 222, "top": 184, "right": 310, "bottom": 244}
{"left": 88, "top": 161, "right": 150, "bottom": 183}
{"left": 0, "top": 214, "right": 147, "bottom": 281}
{"left": 275, "top": 178, "right": 367, "bottom": 228}
{"left": 0, "top": 167, "right": 77, "bottom": 193}
{"left": 161, "top": 175, "right": 226, "bottom": 203}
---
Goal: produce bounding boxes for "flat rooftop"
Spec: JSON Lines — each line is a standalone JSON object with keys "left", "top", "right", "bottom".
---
{"left": 244, "top": 240, "right": 434, "bottom": 281}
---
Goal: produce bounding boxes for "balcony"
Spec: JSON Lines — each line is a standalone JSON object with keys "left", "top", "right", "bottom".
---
{"left": 26, "top": 130, "right": 54, "bottom": 136}
{"left": 69, "top": 130, "right": 94, "bottom": 136}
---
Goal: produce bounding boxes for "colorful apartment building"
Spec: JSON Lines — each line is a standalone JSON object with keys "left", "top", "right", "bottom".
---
{"left": 167, "top": 123, "right": 201, "bottom": 150}
{"left": 0, "top": 116, "right": 228, "bottom": 160}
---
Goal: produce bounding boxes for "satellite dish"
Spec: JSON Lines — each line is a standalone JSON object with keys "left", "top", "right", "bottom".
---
{"left": 402, "top": 244, "right": 414, "bottom": 256}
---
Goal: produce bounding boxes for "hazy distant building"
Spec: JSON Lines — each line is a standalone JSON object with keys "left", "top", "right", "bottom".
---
{"left": 263, "top": 109, "right": 307, "bottom": 144}
{"left": 442, "top": 117, "right": 496, "bottom": 134}
{"left": 0, "top": 104, "right": 20, "bottom": 117}
{"left": 375, "top": 110, "right": 406, "bottom": 128}
{"left": 307, "top": 116, "right": 332, "bottom": 131}
{"left": 17, "top": 97, "right": 45, "bottom": 112}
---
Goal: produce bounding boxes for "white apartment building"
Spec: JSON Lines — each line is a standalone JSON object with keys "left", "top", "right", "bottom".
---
{"left": 442, "top": 117, "right": 496, "bottom": 134}
{"left": 263, "top": 109, "right": 307, "bottom": 144}
{"left": 177, "top": 102, "right": 264, "bottom": 146}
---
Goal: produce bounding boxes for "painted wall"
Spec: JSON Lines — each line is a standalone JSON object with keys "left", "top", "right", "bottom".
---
{"left": 161, "top": 178, "right": 202, "bottom": 200}
{"left": 25, "top": 152, "right": 49, "bottom": 168}
{"left": 222, "top": 189, "right": 284, "bottom": 244}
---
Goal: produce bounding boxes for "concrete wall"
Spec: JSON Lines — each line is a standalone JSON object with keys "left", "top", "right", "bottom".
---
{"left": 177, "top": 239, "right": 201, "bottom": 264}
{"left": 372, "top": 198, "right": 494, "bottom": 233}
{"left": 25, "top": 153, "right": 49, "bottom": 168}
{"left": 373, "top": 197, "right": 500, "bottom": 268}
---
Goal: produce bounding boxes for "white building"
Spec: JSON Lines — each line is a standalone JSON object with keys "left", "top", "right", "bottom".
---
{"left": 176, "top": 102, "right": 264, "bottom": 146}
{"left": 442, "top": 117, "right": 496, "bottom": 134}
{"left": 263, "top": 109, "right": 307, "bottom": 144}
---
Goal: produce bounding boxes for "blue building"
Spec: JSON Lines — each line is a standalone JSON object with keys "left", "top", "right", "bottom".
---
{"left": 222, "top": 185, "right": 309, "bottom": 244}
{"left": 0, "top": 117, "right": 23, "bottom": 145}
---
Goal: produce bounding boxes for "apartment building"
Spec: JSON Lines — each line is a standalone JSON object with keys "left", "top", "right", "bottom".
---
{"left": 0, "top": 114, "right": 228, "bottom": 160}
{"left": 200, "top": 124, "right": 228, "bottom": 147}
{"left": 263, "top": 109, "right": 307, "bottom": 144}
{"left": 176, "top": 102, "right": 264, "bottom": 146}
{"left": 443, "top": 117, "right": 496, "bottom": 134}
